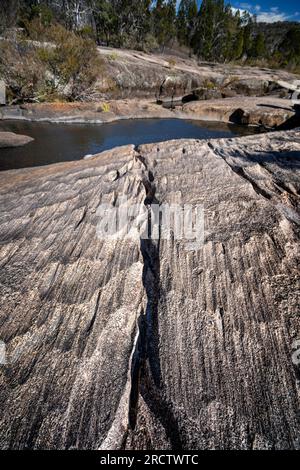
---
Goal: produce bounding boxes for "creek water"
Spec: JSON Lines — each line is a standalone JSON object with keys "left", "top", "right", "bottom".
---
{"left": 0, "top": 118, "right": 260, "bottom": 171}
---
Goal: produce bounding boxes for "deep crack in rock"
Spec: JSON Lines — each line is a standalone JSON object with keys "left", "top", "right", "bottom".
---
{"left": 0, "top": 132, "right": 299, "bottom": 450}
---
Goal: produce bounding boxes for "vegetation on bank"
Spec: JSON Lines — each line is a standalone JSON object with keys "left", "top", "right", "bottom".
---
{"left": 0, "top": 0, "right": 299, "bottom": 103}
{"left": 0, "top": 22, "right": 102, "bottom": 103}
{"left": 1, "top": 1, "right": 299, "bottom": 64}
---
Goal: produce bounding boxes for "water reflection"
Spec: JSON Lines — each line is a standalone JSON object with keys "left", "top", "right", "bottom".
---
{"left": 0, "top": 118, "right": 260, "bottom": 171}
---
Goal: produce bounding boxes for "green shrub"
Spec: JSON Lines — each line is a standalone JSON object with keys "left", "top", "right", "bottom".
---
{"left": 0, "top": 39, "right": 48, "bottom": 103}
{"left": 140, "top": 34, "right": 159, "bottom": 53}
{"left": 21, "top": 5, "right": 54, "bottom": 39}
{"left": 79, "top": 26, "right": 96, "bottom": 41}
{"left": 0, "top": 22, "right": 103, "bottom": 102}
{"left": 42, "top": 25, "right": 103, "bottom": 100}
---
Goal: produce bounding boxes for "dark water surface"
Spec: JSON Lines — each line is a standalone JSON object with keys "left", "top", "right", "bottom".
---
{"left": 0, "top": 118, "right": 260, "bottom": 171}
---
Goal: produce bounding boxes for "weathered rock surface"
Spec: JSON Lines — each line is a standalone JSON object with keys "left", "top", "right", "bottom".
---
{"left": 99, "top": 46, "right": 300, "bottom": 100}
{"left": 223, "top": 77, "right": 269, "bottom": 97}
{"left": 1, "top": 47, "right": 299, "bottom": 129}
{"left": 0, "top": 80, "right": 5, "bottom": 106}
{"left": 0, "top": 97, "right": 298, "bottom": 130}
{"left": 0, "top": 100, "right": 174, "bottom": 123}
{"left": 183, "top": 97, "right": 298, "bottom": 128}
{"left": 0, "top": 130, "right": 299, "bottom": 450}
{"left": 0, "top": 131, "right": 33, "bottom": 148}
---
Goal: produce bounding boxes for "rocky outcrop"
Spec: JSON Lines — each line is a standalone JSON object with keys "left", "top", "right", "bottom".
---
{"left": 99, "top": 46, "right": 300, "bottom": 100}
{"left": 100, "top": 47, "right": 206, "bottom": 99}
{"left": 1, "top": 46, "right": 299, "bottom": 126}
{"left": 0, "top": 80, "right": 5, "bottom": 105}
{"left": 183, "top": 97, "right": 297, "bottom": 128}
{"left": 0, "top": 100, "right": 175, "bottom": 123}
{"left": 0, "top": 129, "right": 299, "bottom": 450}
{"left": 0, "top": 97, "right": 298, "bottom": 130}
{"left": 0, "top": 131, "right": 33, "bottom": 148}
{"left": 222, "top": 78, "right": 269, "bottom": 97}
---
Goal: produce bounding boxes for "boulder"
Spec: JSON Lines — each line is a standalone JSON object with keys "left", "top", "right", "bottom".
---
{"left": 193, "top": 87, "right": 223, "bottom": 100}
{"left": 221, "top": 88, "right": 238, "bottom": 98}
{"left": 0, "top": 131, "right": 34, "bottom": 148}
{"left": 157, "top": 75, "right": 202, "bottom": 100}
{"left": 224, "top": 78, "right": 269, "bottom": 97}
{"left": 182, "top": 96, "right": 295, "bottom": 128}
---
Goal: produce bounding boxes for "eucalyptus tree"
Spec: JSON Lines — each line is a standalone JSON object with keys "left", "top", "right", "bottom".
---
{"left": 176, "top": 0, "right": 198, "bottom": 51}
{"left": 193, "top": 0, "right": 227, "bottom": 61}
{"left": 0, "top": 0, "right": 20, "bottom": 33}
{"left": 153, "top": 0, "right": 176, "bottom": 51}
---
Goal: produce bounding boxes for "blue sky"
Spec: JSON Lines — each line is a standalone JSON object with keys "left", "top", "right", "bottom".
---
{"left": 181, "top": 1, "right": 300, "bottom": 22}
{"left": 229, "top": 1, "right": 300, "bottom": 22}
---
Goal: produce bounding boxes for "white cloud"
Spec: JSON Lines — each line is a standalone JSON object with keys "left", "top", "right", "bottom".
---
{"left": 236, "top": 1, "right": 260, "bottom": 11}
{"left": 233, "top": 2, "right": 300, "bottom": 23}
{"left": 256, "top": 11, "right": 289, "bottom": 22}
{"left": 239, "top": 2, "right": 252, "bottom": 9}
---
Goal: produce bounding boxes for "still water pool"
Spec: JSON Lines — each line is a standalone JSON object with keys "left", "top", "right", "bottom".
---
{"left": 0, "top": 118, "right": 260, "bottom": 171}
